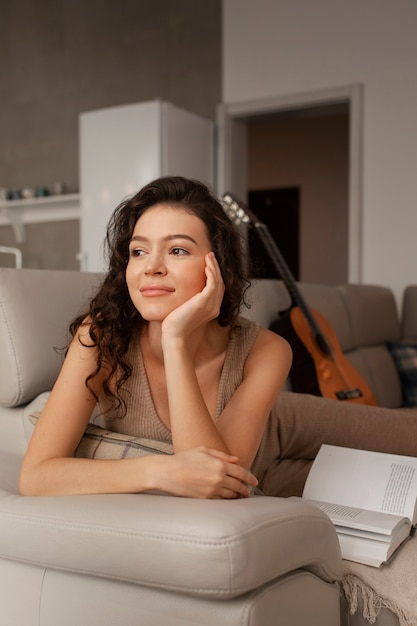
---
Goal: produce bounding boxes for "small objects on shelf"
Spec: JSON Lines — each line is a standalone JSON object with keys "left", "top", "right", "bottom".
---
{"left": 1, "top": 183, "right": 67, "bottom": 202}
{"left": 34, "top": 187, "right": 50, "bottom": 198}
{"left": 6, "top": 190, "right": 22, "bottom": 200}
{"left": 21, "top": 188, "right": 35, "bottom": 199}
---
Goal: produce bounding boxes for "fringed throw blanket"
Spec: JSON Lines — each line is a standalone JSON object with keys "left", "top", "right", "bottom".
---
{"left": 342, "top": 536, "right": 417, "bottom": 626}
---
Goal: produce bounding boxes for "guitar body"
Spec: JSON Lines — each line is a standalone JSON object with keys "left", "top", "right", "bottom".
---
{"left": 222, "top": 192, "right": 379, "bottom": 406}
{"left": 271, "top": 307, "right": 378, "bottom": 406}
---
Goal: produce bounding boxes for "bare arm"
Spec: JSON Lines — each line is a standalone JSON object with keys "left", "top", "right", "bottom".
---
{"left": 19, "top": 325, "right": 256, "bottom": 498}
{"left": 216, "top": 328, "right": 292, "bottom": 469}
{"left": 161, "top": 252, "right": 230, "bottom": 454}
{"left": 163, "top": 336, "right": 230, "bottom": 454}
{"left": 161, "top": 253, "right": 292, "bottom": 468}
{"left": 164, "top": 325, "right": 291, "bottom": 468}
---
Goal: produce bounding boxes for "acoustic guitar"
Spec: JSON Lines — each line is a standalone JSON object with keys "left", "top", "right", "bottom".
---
{"left": 222, "top": 192, "right": 378, "bottom": 406}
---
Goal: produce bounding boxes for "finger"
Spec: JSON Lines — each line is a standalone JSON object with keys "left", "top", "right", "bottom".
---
{"left": 226, "top": 463, "right": 258, "bottom": 488}
{"left": 203, "top": 255, "right": 219, "bottom": 291}
{"left": 205, "top": 253, "right": 224, "bottom": 288}
{"left": 204, "top": 273, "right": 225, "bottom": 315}
{"left": 220, "top": 480, "right": 251, "bottom": 499}
{"left": 211, "top": 256, "right": 225, "bottom": 294}
{"left": 211, "top": 491, "right": 240, "bottom": 500}
{"left": 201, "top": 448, "right": 258, "bottom": 487}
{"left": 208, "top": 251, "right": 221, "bottom": 274}
{"left": 212, "top": 488, "right": 245, "bottom": 500}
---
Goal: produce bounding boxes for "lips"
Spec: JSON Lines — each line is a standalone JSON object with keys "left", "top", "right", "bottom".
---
{"left": 140, "top": 284, "right": 175, "bottom": 297}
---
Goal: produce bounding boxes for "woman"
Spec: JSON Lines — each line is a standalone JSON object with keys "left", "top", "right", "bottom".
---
{"left": 19, "top": 177, "right": 292, "bottom": 498}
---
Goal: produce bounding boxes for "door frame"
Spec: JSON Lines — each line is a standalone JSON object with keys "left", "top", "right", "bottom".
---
{"left": 216, "top": 84, "right": 363, "bottom": 283}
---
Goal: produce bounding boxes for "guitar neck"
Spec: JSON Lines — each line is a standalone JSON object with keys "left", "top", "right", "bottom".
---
{"left": 221, "top": 192, "right": 333, "bottom": 358}
{"left": 254, "top": 222, "right": 331, "bottom": 354}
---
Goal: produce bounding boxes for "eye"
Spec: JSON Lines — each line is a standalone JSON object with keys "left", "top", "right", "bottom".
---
{"left": 170, "top": 247, "right": 189, "bottom": 256}
{"left": 130, "top": 248, "right": 145, "bottom": 258}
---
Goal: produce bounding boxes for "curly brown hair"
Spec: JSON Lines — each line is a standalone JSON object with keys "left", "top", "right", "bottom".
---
{"left": 70, "top": 176, "right": 250, "bottom": 414}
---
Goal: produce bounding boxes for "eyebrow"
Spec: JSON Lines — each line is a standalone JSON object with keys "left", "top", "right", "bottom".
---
{"left": 130, "top": 234, "right": 198, "bottom": 245}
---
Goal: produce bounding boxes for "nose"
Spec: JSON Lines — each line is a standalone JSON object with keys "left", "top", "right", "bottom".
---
{"left": 144, "top": 251, "right": 167, "bottom": 276}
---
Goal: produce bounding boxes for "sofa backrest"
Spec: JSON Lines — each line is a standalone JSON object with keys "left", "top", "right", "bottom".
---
{"left": 0, "top": 269, "right": 103, "bottom": 408}
{"left": 243, "top": 279, "right": 403, "bottom": 408}
{"left": 0, "top": 269, "right": 408, "bottom": 410}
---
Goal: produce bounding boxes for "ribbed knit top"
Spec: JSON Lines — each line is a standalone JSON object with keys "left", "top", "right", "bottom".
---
{"left": 101, "top": 317, "right": 260, "bottom": 442}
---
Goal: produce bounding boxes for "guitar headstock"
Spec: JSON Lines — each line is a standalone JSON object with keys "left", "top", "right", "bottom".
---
{"left": 222, "top": 192, "right": 253, "bottom": 226}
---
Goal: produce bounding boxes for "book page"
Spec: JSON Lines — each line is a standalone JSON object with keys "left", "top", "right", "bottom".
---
{"left": 303, "top": 445, "right": 417, "bottom": 523}
{"left": 302, "top": 498, "right": 410, "bottom": 536}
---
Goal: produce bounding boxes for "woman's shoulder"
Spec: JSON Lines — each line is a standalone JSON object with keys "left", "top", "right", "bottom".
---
{"left": 66, "top": 317, "right": 102, "bottom": 363}
{"left": 71, "top": 316, "right": 96, "bottom": 346}
{"left": 237, "top": 316, "right": 292, "bottom": 362}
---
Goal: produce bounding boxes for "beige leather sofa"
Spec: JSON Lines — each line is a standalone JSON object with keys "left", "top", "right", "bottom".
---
{"left": 0, "top": 268, "right": 343, "bottom": 626}
{"left": 1, "top": 268, "right": 416, "bottom": 625}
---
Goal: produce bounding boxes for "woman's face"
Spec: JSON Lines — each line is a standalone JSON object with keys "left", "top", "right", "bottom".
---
{"left": 126, "top": 203, "right": 212, "bottom": 321}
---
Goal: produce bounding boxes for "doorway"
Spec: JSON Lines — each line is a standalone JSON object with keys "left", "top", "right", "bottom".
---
{"left": 216, "top": 85, "right": 363, "bottom": 284}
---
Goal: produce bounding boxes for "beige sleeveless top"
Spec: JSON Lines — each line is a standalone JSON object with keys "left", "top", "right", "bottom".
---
{"left": 101, "top": 317, "right": 260, "bottom": 442}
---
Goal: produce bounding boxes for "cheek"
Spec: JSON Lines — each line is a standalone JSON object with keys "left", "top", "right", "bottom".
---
{"left": 125, "top": 263, "right": 141, "bottom": 298}
{"left": 187, "top": 262, "right": 207, "bottom": 292}
{"left": 125, "top": 264, "right": 134, "bottom": 289}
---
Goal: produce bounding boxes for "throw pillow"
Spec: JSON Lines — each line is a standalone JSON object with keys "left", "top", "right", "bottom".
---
{"left": 28, "top": 412, "right": 173, "bottom": 459}
{"left": 387, "top": 341, "right": 417, "bottom": 408}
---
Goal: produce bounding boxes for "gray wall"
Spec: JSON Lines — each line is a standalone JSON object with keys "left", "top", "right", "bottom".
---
{"left": 0, "top": 0, "right": 221, "bottom": 269}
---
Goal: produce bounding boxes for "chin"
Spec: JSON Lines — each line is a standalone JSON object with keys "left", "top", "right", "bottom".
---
{"left": 136, "top": 305, "right": 175, "bottom": 323}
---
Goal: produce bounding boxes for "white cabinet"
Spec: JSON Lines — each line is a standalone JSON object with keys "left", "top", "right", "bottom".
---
{"left": 79, "top": 100, "right": 214, "bottom": 272}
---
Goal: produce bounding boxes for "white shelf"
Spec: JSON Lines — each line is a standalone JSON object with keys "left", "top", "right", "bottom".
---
{"left": 0, "top": 193, "right": 80, "bottom": 243}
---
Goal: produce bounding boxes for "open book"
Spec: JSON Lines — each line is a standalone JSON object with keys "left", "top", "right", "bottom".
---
{"left": 295, "top": 444, "right": 417, "bottom": 567}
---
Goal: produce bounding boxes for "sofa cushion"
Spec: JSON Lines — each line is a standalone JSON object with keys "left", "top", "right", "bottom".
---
{"left": 342, "top": 285, "right": 400, "bottom": 349}
{"left": 347, "top": 345, "right": 403, "bottom": 409}
{"left": 242, "top": 279, "right": 291, "bottom": 328}
{"left": 387, "top": 341, "right": 417, "bottom": 407}
{"left": 245, "top": 280, "right": 405, "bottom": 408}
{"left": 28, "top": 413, "right": 173, "bottom": 458}
{"left": 303, "top": 284, "right": 403, "bottom": 407}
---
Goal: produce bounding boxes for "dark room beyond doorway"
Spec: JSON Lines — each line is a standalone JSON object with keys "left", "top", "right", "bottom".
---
{"left": 247, "top": 187, "right": 300, "bottom": 280}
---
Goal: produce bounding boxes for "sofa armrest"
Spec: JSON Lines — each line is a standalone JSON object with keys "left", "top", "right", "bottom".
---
{"left": 0, "top": 490, "right": 342, "bottom": 599}
{"left": 0, "top": 269, "right": 102, "bottom": 408}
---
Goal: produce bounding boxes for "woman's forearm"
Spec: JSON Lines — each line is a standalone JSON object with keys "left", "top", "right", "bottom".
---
{"left": 19, "top": 449, "right": 257, "bottom": 499}
{"left": 19, "top": 455, "right": 161, "bottom": 496}
{"left": 162, "top": 337, "right": 229, "bottom": 454}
